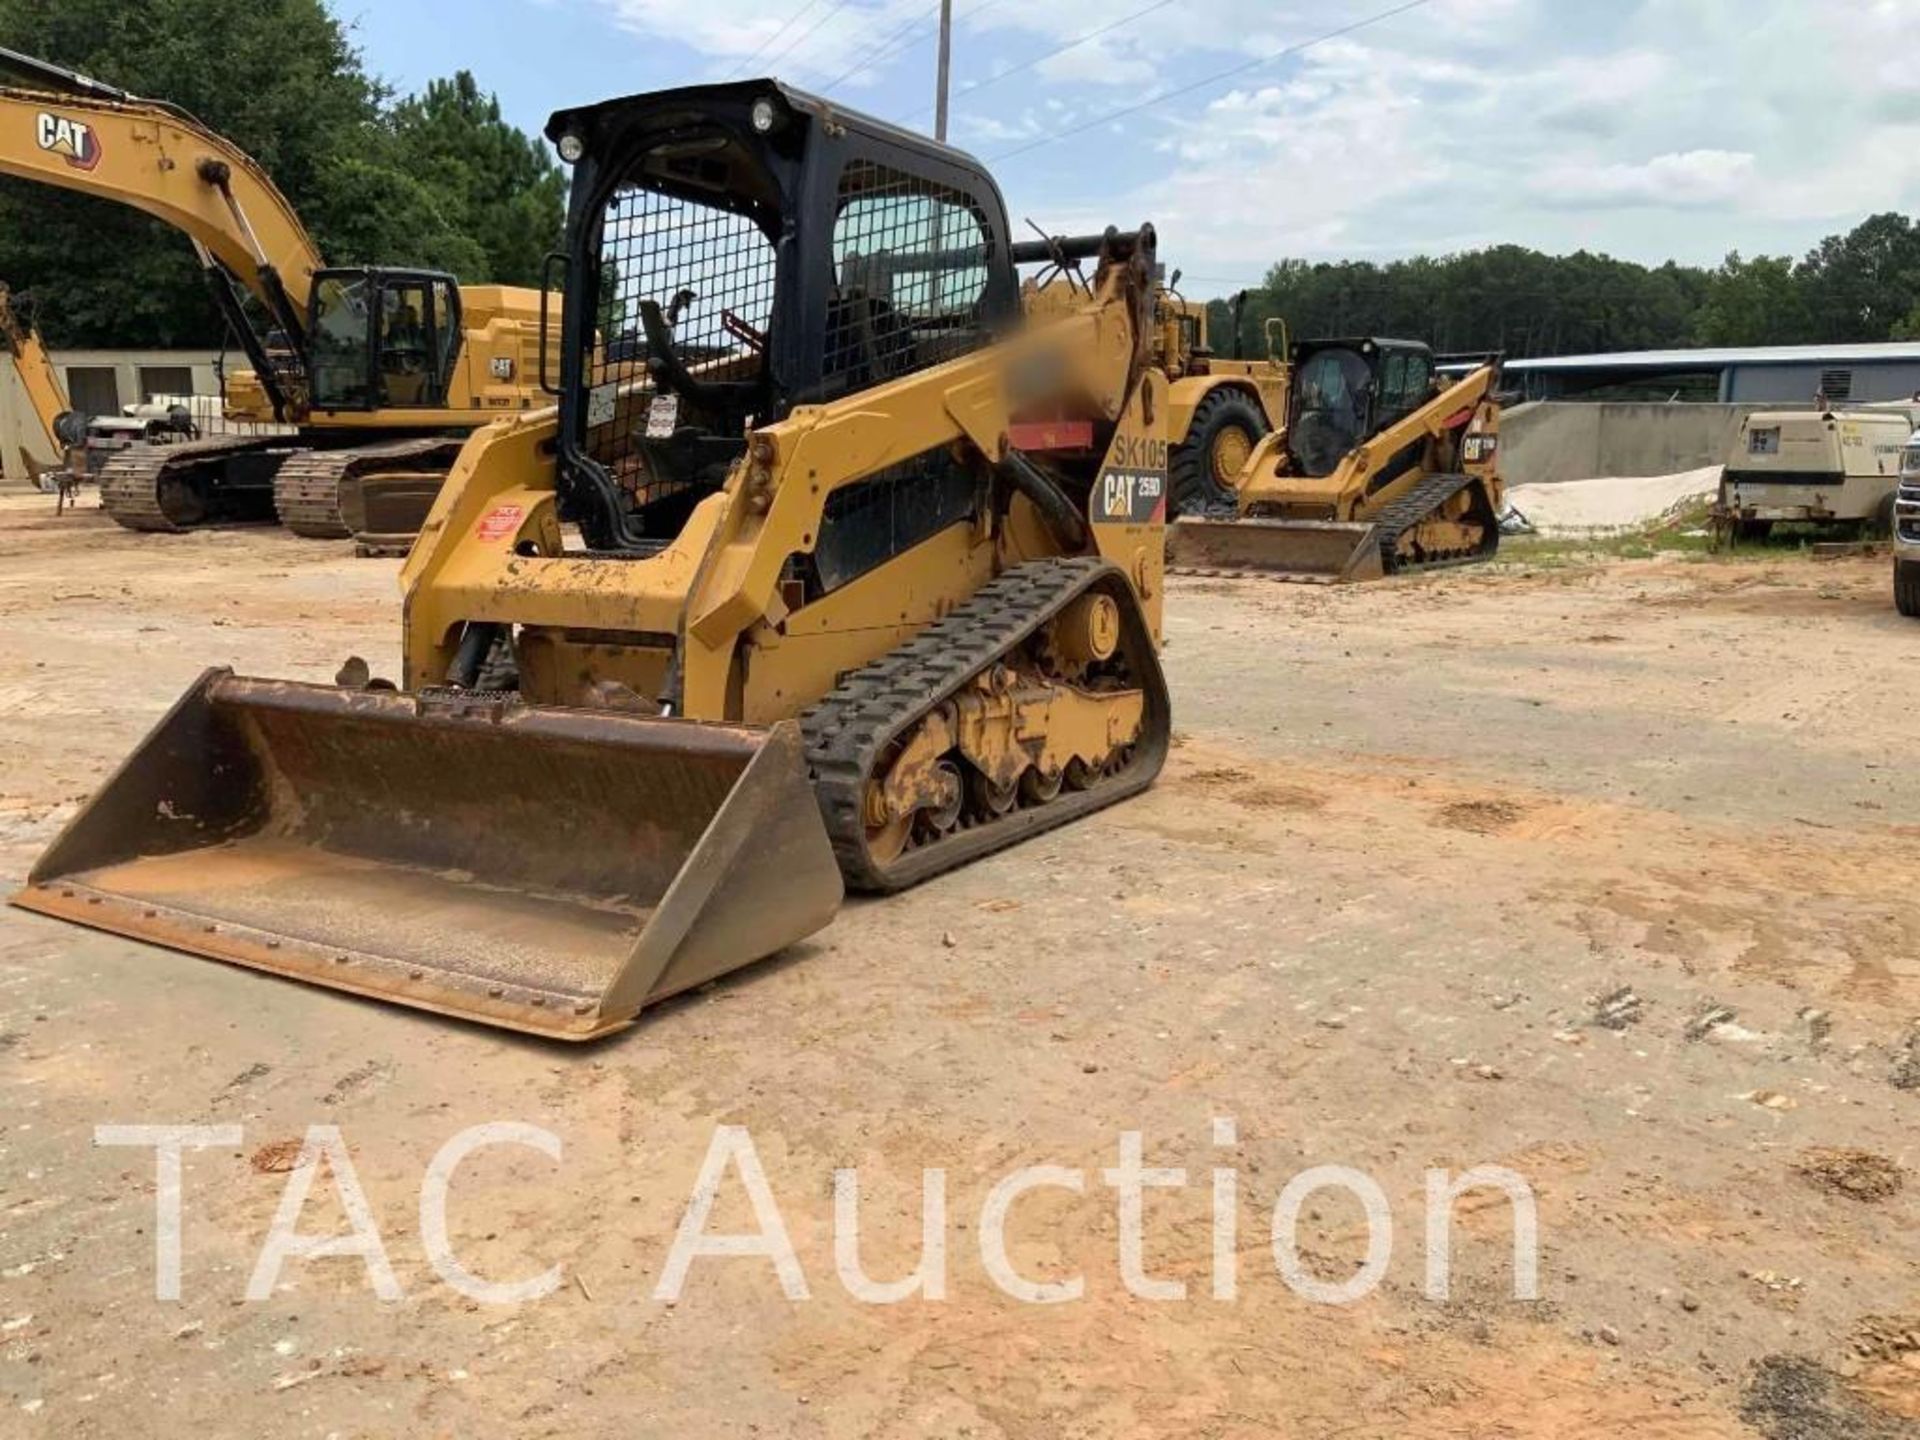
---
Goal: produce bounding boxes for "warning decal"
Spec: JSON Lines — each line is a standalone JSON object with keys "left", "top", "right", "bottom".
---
{"left": 474, "top": 504, "right": 525, "bottom": 543}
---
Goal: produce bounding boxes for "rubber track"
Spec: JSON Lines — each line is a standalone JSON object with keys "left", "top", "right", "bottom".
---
{"left": 97, "top": 436, "right": 283, "bottom": 534}
{"left": 272, "top": 436, "right": 466, "bottom": 539}
{"left": 1371, "top": 470, "right": 1499, "bottom": 576}
{"left": 800, "top": 557, "right": 1171, "bottom": 894}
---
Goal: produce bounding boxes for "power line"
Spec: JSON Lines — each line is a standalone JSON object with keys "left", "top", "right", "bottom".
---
{"left": 823, "top": 0, "right": 1008, "bottom": 93}
{"left": 764, "top": 0, "right": 860, "bottom": 73}
{"left": 820, "top": 0, "right": 941, "bottom": 91}
{"left": 900, "top": 0, "right": 1180, "bottom": 122}
{"left": 988, "top": 0, "right": 1434, "bottom": 162}
{"left": 726, "top": 0, "right": 826, "bottom": 80}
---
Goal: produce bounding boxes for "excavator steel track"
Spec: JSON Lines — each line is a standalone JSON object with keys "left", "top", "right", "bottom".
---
{"left": 97, "top": 436, "right": 288, "bottom": 533}
{"left": 272, "top": 436, "right": 466, "bottom": 539}
{"left": 801, "top": 557, "right": 1171, "bottom": 893}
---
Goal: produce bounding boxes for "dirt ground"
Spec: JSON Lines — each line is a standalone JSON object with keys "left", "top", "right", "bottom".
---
{"left": 2, "top": 493, "right": 1918, "bottom": 1438}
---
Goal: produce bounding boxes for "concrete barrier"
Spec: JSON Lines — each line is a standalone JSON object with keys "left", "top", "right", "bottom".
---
{"left": 1501, "top": 402, "right": 1756, "bottom": 486}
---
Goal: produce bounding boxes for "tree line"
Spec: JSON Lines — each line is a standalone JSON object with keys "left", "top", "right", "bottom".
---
{"left": 1207, "top": 212, "right": 1920, "bottom": 360}
{"left": 0, "top": 0, "right": 565, "bottom": 347}
{"left": 4, "top": 0, "right": 1916, "bottom": 367}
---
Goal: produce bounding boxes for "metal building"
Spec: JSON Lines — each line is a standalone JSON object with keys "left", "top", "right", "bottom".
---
{"left": 0, "top": 346, "right": 222, "bottom": 485}
{"left": 1500, "top": 342, "right": 1920, "bottom": 404}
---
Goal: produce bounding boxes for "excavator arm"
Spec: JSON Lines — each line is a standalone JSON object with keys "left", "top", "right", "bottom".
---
{"left": 0, "top": 48, "right": 321, "bottom": 414}
{"left": 0, "top": 283, "right": 74, "bottom": 449}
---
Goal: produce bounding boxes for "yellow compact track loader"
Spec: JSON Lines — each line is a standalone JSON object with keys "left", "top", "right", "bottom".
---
{"left": 1169, "top": 337, "right": 1504, "bottom": 581}
{"left": 15, "top": 81, "right": 1181, "bottom": 1040}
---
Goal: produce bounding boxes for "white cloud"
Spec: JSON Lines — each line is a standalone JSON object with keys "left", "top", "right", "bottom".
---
{"left": 1529, "top": 150, "right": 1758, "bottom": 209}
{"left": 1034, "top": 34, "right": 1155, "bottom": 87}
{"left": 567, "top": 0, "right": 1920, "bottom": 291}
{"left": 593, "top": 0, "right": 935, "bottom": 85}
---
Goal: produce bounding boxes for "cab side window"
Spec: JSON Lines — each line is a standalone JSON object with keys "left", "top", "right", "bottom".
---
{"left": 431, "top": 279, "right": 459, "bottom": 393}
{"left": 1377, "top": 350, "right": 1432, "bottom": 423}
{"left": 310, "top": 274, "right": 373, "bottom": 410}
{"left": 1380, "top": 354, "right": 1406, "bottom": 411}
{"left": 825, "top": 159, "right": 993, "bottom": 394}
{"left": 379, "top": 281, "right": 432, "bottom": 406}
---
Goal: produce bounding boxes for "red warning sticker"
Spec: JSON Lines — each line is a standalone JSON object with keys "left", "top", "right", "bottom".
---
{"left": 474, "top": 504, "right": 524, "bottom": 543}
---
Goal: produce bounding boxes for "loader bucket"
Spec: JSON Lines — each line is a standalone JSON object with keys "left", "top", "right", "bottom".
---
{"left": 10, "top": 671, "right": 844, "bottom": 1040}
{"left": 1168, "top": 516, "right": 1386, "bottom": 583}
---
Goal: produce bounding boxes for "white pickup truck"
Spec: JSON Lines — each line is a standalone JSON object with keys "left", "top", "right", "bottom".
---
{"left": 1895, "top": 427, "right": 1920, "bottom": 616}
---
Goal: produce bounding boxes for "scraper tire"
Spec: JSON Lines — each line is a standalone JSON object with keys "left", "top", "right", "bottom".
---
{"left": 1170, "top": 389, "right": 1266, "bottom": 517}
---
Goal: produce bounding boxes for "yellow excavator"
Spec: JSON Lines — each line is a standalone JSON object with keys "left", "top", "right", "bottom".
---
{"left": 1168, "top": 337, "right": 1505, "bottom": 581}
{"left": 0, "top": 280, "right": 86, "bottom": 486}
{"left": 0, "top": 46, "right": 547, "bottom": 543}
{"left": 16, "top": 80, "right": 1195, "bottom": 1039}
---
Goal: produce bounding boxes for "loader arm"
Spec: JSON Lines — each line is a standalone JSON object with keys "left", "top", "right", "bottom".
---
{"left": 676, "top": 269, "right": 1151, "bottom": 717}
{"left": 1309, "top": 362, "right": 1496, "bottom": 521}
{"left": 0, "top": 63, "right": 322, "bottom": 357}
{"left": 403, "top": 250, "right": 1158, "bottom": 718}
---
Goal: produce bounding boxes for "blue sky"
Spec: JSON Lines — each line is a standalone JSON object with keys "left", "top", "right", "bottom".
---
{"left": 338, "top": 0, "right": 1920, "bottom": 297}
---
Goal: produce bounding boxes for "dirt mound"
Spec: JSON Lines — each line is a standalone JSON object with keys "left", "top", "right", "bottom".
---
{"left": 1186, "top": 765, "right": 1255, "bottom": 788}
{"left": 1743, "top": 1355, "right": 1911, "bottom": 1440}
{"left": 1508, "top": 466, "right": 1721, "bottom": 535}
{"left": 1434, "top": 798, "right": 1527, "bottom": 834}
{"left": 1237, "top": 783, "right": 1328, "bottom": 812}
{"left": 1795, "top": 1148, "right": 1905, "bottom": 1203}
{"left": 249, "top": 1138, "right": 304, "bottom": 1174}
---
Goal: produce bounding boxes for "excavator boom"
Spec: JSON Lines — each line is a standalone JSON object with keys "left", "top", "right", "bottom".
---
{"left": 0, "top": 46, "right": 319, "bottom": 352}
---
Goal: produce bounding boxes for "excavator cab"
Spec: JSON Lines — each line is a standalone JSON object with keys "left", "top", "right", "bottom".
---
{"left": 307, "top": 268, "right": 464, "bottom": 412}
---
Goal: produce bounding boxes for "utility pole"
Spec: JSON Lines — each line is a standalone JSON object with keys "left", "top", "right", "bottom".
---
{"left": 934, "top": 0, "right": 953, "bottom": 142}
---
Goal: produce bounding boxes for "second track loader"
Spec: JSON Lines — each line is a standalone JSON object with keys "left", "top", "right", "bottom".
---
{"left": 1169, "top": 338, "right": 1505, "bottom": 581}
{"left": 15, "top": 80, "right": 1180, "bottom": 1039}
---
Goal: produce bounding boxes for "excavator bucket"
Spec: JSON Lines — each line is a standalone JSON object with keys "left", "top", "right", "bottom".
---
{"left": 10, "top": 671, "right": 844, "bottom": 1040}
{"left": 1167, "top": 515, "right": 1387, "bottom": 583}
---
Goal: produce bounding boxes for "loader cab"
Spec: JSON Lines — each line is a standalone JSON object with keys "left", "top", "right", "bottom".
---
{"left": 306, "top": 267, "right": 464, "bottom": 412}
{"left": 545, "top": 79, "right": 1023, "bottom": 551}
{"left": 1288, "top": 337, "right": 1435, "bottom": 478}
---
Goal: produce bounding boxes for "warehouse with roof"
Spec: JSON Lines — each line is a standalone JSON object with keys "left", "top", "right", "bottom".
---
{"left": 1496, "top": 341, "right": 1920, "bottom": 404}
